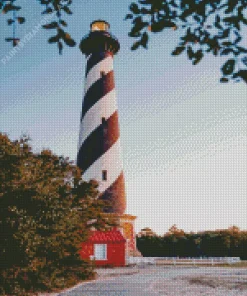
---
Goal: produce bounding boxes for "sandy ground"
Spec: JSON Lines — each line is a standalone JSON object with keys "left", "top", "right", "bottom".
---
{"left": 39, "top": 265, "right": 247, "bottom": 295}
{"left": 149, "top": 267, "right": 247, "bottom": 295}
{"left": 95, "top": 265, "right": 247, "bottom": 296}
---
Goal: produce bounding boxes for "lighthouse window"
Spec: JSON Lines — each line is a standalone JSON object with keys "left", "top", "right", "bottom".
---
{"left": 102, "top": 117, "right": 107, "bottom": 125}
{"left": 100, "top": 71, "right": 106, "bottom": 78}
{"left": 91, "top": 21, "right": 109, "bottom": 32}
{"left": 102, "top": 170, "right": 107, "bottom": 181}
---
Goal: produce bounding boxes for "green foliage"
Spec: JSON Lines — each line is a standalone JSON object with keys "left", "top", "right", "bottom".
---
{"left": 0, "top": 0, "right": 76, "bottom": 53}
{"left": 1, "top": 1, "right": 247, "bottom": 82}
{"left": 0, "top": 133, "right": 108, "bottom": 295}
{"left": 126, "top": 0, "right": 247, "bottom": 82}
{"left": 137, "top": 226, "right": 247, "bottom": 259}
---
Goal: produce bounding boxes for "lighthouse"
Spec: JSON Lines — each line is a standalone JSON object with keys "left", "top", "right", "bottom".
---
{"left": 77, "top": 20, "right": 138, "bottom": 258}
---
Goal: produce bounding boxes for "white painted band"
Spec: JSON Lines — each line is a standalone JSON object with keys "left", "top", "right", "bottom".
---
{"left": 78, "top": 89, "right": 117, "bottom": 148}
{"left": 82, "top": 139, "right": 123, "bottom": 193}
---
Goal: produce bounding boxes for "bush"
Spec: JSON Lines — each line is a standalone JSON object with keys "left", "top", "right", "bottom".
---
{"left": 0, "top": 133, "right": 108, "bottom": 295}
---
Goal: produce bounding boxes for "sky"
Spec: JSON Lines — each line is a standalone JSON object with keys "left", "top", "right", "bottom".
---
{"left": 0, "top": 1, "right": 246, "bottom": 235}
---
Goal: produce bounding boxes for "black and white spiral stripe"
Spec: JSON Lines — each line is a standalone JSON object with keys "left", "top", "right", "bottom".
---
{"left": 77, "top": 52, "right": 126, "bottom": 214}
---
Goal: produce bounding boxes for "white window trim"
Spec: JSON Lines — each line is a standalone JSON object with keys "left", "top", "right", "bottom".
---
{"left": 94, "top": 244, "right": 107, "bottom": 260}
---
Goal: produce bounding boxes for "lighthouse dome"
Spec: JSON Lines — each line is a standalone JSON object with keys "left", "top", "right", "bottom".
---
{"left": 80, "top": 20, "right": 120, "bottom": 55}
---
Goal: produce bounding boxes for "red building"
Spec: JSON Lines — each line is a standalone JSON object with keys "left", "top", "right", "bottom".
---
{"left": 80, "top": 228, "right": 126, "bottom": 267}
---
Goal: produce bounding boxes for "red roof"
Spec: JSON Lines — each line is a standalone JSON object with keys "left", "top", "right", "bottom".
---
{"left": 88, "top": 228, "right": 126, "bottom": 243}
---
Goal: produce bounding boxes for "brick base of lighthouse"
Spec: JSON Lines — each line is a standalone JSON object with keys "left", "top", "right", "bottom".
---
{"left": 102, "top": 213, "right": 141, "bottom": 257}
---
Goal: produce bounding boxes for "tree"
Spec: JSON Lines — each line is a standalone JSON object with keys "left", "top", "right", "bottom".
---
{"left": 166, "top": 224, "right": 185, "bottom": 236}
{"left": 136, "top": 226, "right": 247, "bottom": 258}
{"left": 0, "top": 0, "right": 76, "bottom": 53}
{"left": 0, "top": 133, "right": 109, "bottom": 295}
{"left": 126, "top": 0, "right": 247, "bottom": 83}
{"left": 1, "top": 1, "right": 246, "bottom": 82}
{"left": 136, "top": 235, "right": 163, "bottom": 256}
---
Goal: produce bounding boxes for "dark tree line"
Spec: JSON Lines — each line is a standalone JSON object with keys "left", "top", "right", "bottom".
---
{"left": 137, "top": 226, "right": 247, "bottom": 259}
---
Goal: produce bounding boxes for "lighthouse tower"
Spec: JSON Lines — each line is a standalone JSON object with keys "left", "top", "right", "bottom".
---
{"left": 77, "top": 20, "right": 138, "bottom": 256}
{"left": 77, "top": 20, "right": 126, "bottom": 214}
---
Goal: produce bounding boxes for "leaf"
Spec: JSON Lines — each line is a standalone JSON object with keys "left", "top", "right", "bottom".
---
{"left": 131, "top": 41, "right": 141, "bottom": 50}
{"left": 128, "top": 30, "right": 141, "bottom": 38}
{"left": 216, "top": 15, "right": 220, "bottom": 23}
{"left": 150, "top": 20, "right": 176, "bottom": 32}
{"left": 194, "top": 15, "right": 201, "bottom": 22}
{"left": 213, "top": 47, "right": 219, "bottom": 56}
{"left": 234, "top": 35, "right": 242, "bottom": 44}
{"left": 221, "top": 59, "right": 236, "bottom": 75}
{"left": 63, "top": 6, "right": 72, "bottom": 14}
{"left": 181, "top": 8, "right": 194, "bottom": 19}
{"left": 225, "top": 1, "right": 236, "bottom": 14}
{"left": 59, "top": 20, "right": 68, "bottom": 27}
{"left": 223, "top": 16, "right": 239, "bottom": 29}
{"left": 215, "top": 20, "right": 223, "bottom": 30}
{"left": 7, "top": 19, "right": 15, "bottom": 25}
{"left": 140, "top": 32, "right": 148, "bottom": 48}
{"left": 172, "top": 46, "right": 186, "bottom": 55}
{"left": 48, "top": 35, "right": 60, "bottom": 43}
{"left": 42, "top": 22, "right": 58, "bottom": 29}
{"left": 42, "top": 7, "right": 53, "bottom": 14}
{"left": 237, "top": 70, "right": 247, "bottom": 83}
{"left": 56, "top": 10, "right": 62, "bottom": 18}
{"left": 220, "top": 48, "right": 234, "bottom": 55}
{"left": 13, "top": 38, "right": 20, "bottom": 47}
{"left": 125, "top": 14, "right": 133, "bottom": 20}
{"left": 132, "top": 16, "right": 142, "bottom": 24}
{"left": 193, "top": 50, "right": 203, "bottom": 65}
{"left": 132, "top": 16, "right": 149, "bottom": 32}
{"left": 218, "top": 28, "right": 230, "bottom": 39}
{"left": 138, "top": 0, "right": 152, "bottom": 4}
{"left": 222, "top": 41, "right": 232, "bottom": 46}
{"left": 187, "top": 46, "right": 194, "bottom": 60}
{"left": 242, "top": 57, "right": 247, "bottom": 66}
{"left": 63, "top": 36, "right": 76, "bottom": 47}
{"left": 129, "top": 3, "right": 140, "bottom": 14}
{"left": 57, "top": 28, "right": 66, "bottom": 39}
{"left": 17, "top": 17, "right": 25, "bottom": 24}
{"left": 2, "top": 4, "right": 21, "bottom": 14}
{"left": 140, "top": 7, "right": 151, "bottom": 14}
{"left": 220, "top": 77, "right": 229, "bottom": 83}
{"left": 5, "top": 37, "right": 20, "bottom": 47}
{"left": 196, "top": 1, "right": 206, "bottom": 15}
{"left": 40, "top": 0, "right": 51, "bottom": 4}
{"left": 170, "top": 0, "right": 178, "bottom": 8}
{"left": 236, "top": 46, "right": 247, "bottom": 53}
